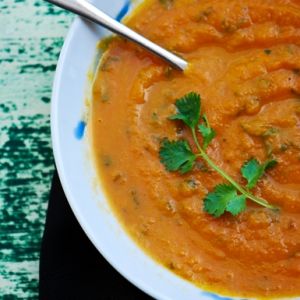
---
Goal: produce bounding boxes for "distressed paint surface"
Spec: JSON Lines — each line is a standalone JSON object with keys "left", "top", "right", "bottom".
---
{"left": 0, "top": 0, "right": 72, "bottom": 297}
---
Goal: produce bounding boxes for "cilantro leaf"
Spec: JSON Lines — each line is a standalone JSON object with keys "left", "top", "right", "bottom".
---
{"left": 241, "top": 159, "right": 261, "bottom": 189}
{"left": 159, "top": 139, "right": 197, "bottom": 174}
{"left": 203, "top": 184, "right": 246, "bottom": 217}
{"left": 241, "top": 158, "right": 277, "bottom": 189}
{"left": 226, "top": 194, "right": 247, "bottom": 216}
{"left": 169, "top": 92, "right": 201, "bottom": 129}
{"left": 198, "top": 114, "right": 216, "bottom": 150}
{"left": 264, "top": 159, "right": 278, "bottom": 170}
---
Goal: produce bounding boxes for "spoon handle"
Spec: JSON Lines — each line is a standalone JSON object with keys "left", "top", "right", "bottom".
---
{"left": 45, "top": 0, "right": 188, "bottom": 70}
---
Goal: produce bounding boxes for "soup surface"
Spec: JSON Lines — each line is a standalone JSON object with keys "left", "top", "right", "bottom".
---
{"left": 92, "top": 0, "right": 300, "bottom": 297}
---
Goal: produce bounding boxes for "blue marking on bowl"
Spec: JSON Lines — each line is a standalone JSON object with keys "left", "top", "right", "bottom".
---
{"left": 115, "top": 0, "right": 131, "bottom": 22}
{"left": 75, "top": 121, "right": 86, "bottom": 140}
{"left": 200, "top": 292, "right": 234, "bottom": 300}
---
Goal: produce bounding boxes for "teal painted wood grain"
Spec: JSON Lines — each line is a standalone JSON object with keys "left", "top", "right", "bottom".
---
{"left": 0, "top": 0, "right": 72, "bottom": 298}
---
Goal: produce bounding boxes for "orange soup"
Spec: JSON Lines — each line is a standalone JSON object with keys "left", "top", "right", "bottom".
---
{"left": 91, "top": 0, "right": 300, "bottom": 297}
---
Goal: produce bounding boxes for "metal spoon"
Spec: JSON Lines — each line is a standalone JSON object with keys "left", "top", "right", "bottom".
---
{"left": 45, "top": 0, "right": 188, "bottom": 71}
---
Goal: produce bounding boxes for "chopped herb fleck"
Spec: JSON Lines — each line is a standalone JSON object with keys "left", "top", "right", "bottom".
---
{"left": 151, "top": 112, "right": 159, "bottom": 122}
{"left": 102, "top": 155, "right": 112, "bottom": 167}
{"left": 263, "top": 127, "right": 279, "bottom": 137}
{"left": 293, "top": 69, "right": 300, "bottom": 75}
{"left": 164, "top": 66, "right": 174, "bottom": 79}
{"left": 186, "top": 179, "right": 198, "bottom": 189}
{"left": 280, "top": 143, "right": 289, "bottom": 152}
{"left": 100, "top": 56, "right": 120, "bottom": 72}
{"left": 195, "top": 161, "right": 210, "bottom": 172}
{"left": 101, "top": 93, "right": 110, "bottom": 102}
{"left": 264, "top": 49, "right": 272, "bottom": 55}
{"left": 131, "top": 190, "right": 140, "bottom": 206}
{"left": 159, "top": 0, "right": 173, "bottom": 9}
{"left": 221, "top": 19, "right": 238, "bottom": 33}
{"left": 198, "top": 7, "right": 214, "bottom": 22}
{"left": 168, "top": 262, "right": 176, "bottom": 270}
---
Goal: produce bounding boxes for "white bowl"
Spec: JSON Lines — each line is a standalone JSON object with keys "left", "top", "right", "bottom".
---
{"left": 51, "top": 1, "right": 261, "bottom": 299}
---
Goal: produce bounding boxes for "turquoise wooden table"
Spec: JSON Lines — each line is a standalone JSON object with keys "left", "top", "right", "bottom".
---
{"left": 0, "top": 0, "right": 72, "bottom": 297}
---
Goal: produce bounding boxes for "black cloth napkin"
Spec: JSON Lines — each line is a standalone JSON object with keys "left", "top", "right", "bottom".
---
{"left": 39, "top": 170, "right": 153, "bottom": 300}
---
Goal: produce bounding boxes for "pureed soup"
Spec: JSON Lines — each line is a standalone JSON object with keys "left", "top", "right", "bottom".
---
{"left": 91, "top": 0, "right": 300, "bottom": 297}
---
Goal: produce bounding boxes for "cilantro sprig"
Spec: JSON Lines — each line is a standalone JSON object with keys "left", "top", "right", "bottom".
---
{"left": 159, "top": 92, "right": 278, "bottom": 217}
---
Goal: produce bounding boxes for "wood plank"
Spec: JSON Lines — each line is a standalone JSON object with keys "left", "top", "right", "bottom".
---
{"left": 0, "top": 0, "right": 72, "bottom": 297}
